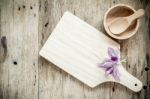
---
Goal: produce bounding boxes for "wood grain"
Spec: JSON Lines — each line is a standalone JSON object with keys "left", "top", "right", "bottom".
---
{"left": 0, "top": 0, "right": 149, "bottom": 99}
{"left": 0, "top": 0, "right": 39, "bottom": 99}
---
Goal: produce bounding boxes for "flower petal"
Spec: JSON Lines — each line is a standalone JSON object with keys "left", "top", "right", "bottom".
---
{"left": 108, "top": 48, "right": 118, "bottom": 58}
{"left": 99, "top": 47, "right": 120, "bottom": 81}
{"left": 99, "top": 60, "right": 116, "bottom": 68}
{"left": 112, "top": 67, "right": 120, "bottom": 81}
{"left": 106, "top": 67, "right": 114, "bottom": 74}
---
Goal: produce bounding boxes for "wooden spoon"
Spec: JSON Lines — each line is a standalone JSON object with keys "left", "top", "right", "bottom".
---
{"left": 108, "top": 9, "right": 145, "bottom": 34}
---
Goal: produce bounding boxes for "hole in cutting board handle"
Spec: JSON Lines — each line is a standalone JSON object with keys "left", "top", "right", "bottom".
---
{"left": 117, "top": 65, "right": 142, "bottom": 92}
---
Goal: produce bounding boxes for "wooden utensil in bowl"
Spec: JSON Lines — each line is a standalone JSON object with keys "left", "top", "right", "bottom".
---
{"left": 108, "top": 9, "right": 144, "bottom": 35}
{"left": 104, "top": 4, "right": 142, "bottom": 40}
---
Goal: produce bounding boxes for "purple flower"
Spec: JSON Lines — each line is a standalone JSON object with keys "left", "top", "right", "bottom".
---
{"left": 99, "top": 48, "right": 120, "bottom": 81}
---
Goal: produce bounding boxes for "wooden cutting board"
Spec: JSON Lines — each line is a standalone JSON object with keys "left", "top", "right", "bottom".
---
{"left": 39, "top": 11, "right": 142, "bottom": 92}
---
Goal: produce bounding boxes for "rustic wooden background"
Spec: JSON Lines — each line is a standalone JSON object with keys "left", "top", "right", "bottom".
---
{"left": 0, "top": 0, "right": 149, "bottom": 99}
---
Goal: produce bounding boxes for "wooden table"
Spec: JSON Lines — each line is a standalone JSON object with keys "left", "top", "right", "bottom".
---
{"left": 0, "top": 0, "right": 149, "bottom": 99}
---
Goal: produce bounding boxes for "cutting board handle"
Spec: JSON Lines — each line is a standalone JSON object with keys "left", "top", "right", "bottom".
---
{"left": 116, "top": 65, "right": 143, "bottom": 92}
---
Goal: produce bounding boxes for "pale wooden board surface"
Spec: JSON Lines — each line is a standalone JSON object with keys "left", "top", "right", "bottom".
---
{"left": 39, "top": 11, "right": 120, "bottom": 87}
{"left": 0, "top": 0, "right": 149, "bottom": 99}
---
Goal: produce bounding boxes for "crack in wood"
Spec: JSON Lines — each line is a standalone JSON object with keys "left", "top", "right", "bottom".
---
{"left": 148, "top": 17, "right": 150, "bottom": 40}
{"left": 140, "top": 0, "right": 149, "bottom": 8}
{"left": 0, "top": 36, "right": 7, "bottom": 62}
{"left": 44, "top": 0, "right": 48, "bottom": 13}
{"left": 44, "top": 22, "right": 49, "bottom": 27}
{"left": 30, "top": 6, "right": 33, "bottom": 10}
{"left": 18, "top": 6, "right": 21, "bottom": 11}
{"left": 23, "top": 5, "right": 26, "bottom": 9}
{"left": 112, "top": 86, "right": 115, "bottom": 92}
{"left": 144, "top": 53, "right": 149, "bottom": 99}
{"left": 39, "top": 0, "right": 41, "bottom": 11}
{"left": 146, "top": 53, "right": 149, "bottom": 67}
{"left": 1, "top": 36, "right": 7, "bottom": 52}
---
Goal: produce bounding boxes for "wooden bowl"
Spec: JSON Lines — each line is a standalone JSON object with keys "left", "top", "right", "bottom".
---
{"left": 104, "top": 4, "right": 140, "bottom": 40}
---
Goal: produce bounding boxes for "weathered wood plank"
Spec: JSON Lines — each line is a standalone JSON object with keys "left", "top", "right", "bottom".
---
{"left": 0, "top": 0, "right": 39, "bottom": 99}
{"left": 38, "top": 0, "right": 113, "bottom": 99}
{"left": 110, "top": 0, "right": 150, "bottom": 99}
